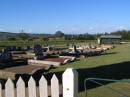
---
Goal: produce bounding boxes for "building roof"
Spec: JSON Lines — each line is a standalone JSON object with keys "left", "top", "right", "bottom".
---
{"left": 100, "top": 35, "right": 121, "bottom": 39}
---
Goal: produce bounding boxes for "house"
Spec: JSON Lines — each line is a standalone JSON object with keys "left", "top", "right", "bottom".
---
{"left": 98, "top": 35, "right": 122, "bottom": 44}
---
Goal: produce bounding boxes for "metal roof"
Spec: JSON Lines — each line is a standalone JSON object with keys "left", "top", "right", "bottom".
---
{"left": 100, "top": 35, "right": 121, "bottom": 38}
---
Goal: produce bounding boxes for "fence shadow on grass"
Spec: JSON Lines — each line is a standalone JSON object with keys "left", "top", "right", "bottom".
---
{"left": 15, "top": 61, "right": 130, "bottom": 93}
{"left": 1, "top": 60, "right": 130, "bottom": 94}
{"left": 102, "top": 52, "right": 117, "bottom": 55}
{"left": 26, "top": 61, "right": 130, "bottom": 93}
{"left": 77, "top": 61, "right": 130, "bottom": 92}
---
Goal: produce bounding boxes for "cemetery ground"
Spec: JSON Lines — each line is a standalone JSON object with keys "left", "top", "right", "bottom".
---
{"left": 0, "top": 42, "right": 130, "bottom": 97}
{"left": 49, "top": 43, "right": 130, "bottom": 97}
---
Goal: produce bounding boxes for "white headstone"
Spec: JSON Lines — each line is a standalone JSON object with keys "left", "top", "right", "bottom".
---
{"left": 5, "top": 78, "right": 14, "bottom": 97}
{"left": 16, "top": 77, "right": 25, "bottom": 97}
{"left": 51, "top": 74, "right": 59, "bottom": 97}
{"left": 39, "top": 76, "right": 48, "bottom": 97}
{"left": 28, "top": 76, "right": 36, "bottom": 97}
{"left": 62, "top": 68, "right": 78, "bottom": 97}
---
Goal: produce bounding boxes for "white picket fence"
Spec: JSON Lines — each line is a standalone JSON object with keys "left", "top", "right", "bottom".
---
{"left": 0, "top": 68, "right": 78, "bottom": 97}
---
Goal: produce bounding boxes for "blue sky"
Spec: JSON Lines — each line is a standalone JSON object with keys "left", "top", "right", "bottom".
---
{"left": 0, "top": 0, "right": 130, "bottom": 34}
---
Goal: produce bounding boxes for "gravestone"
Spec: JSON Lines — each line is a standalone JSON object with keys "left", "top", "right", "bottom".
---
{"left": 0, "top": 47, "right": 12, "bottom": 62}
{"left": 27, "top": 46, "right": 30, "bottom": 50}
{"left": 72, "top": 45, "right": 79, "bottom": 53}
{"left": 12, "top": 46, "right": 17, "bottom": 51}
{"left": 4, "top": 46, "right": 11, "bottom": 52}
{"left": 34, "top": 44, "right": 44, "bottom": 60}
{"left": 17, "top": 47, "right": 22, "bottom": 51}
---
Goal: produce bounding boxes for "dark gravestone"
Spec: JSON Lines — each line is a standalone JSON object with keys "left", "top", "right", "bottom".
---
{"left": 73, "top": 45, "right": 78, "bottom": 53}
{"left": 17, "top": 47, "right": 22, "bottom": 51}
{"left": 0, "top": 47, "right": 12, "bottom": 62}
{"left": 4, "top": 46, "right": 11, "bottom": 52}
{"left": 12, "top": 46, "right": 17, "bottom": 51}
{"left": 27, "top": 46, "right": 30, "bottom": 50}
{"left": 73, "top": 45, "right": 77, "bottom": 52}
{"left": 34, "top": 44, "right": 44, "bottom": 60}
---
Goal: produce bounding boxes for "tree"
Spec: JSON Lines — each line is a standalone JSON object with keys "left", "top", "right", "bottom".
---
{"left": 18, "top": 33, "right": 29, "bottom": 40}
{"left": 8, "top": 37, "right": 16, "bottom": 41}
{"left": 55, "top": 31, "right": 64, "bottom": 37}
{"left": 110, "top": 30, "right": 130, "bottom": 40}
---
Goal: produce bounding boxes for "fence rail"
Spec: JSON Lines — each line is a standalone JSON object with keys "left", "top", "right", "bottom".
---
{"left": 0, "top": 68, "right": 78, "bottom": 97}
{"left": 84, "top": 78, "right": 130, "bottom": 97}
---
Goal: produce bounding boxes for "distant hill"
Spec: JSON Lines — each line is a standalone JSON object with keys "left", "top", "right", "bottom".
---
{"left": 0, "top": 32, "right": 52, "bottom": 39}
{"left": 0, "top": 32, "right": 19, "bottom": 39}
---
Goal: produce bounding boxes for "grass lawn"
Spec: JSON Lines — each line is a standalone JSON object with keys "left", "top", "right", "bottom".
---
{"left": 49, "top": 43, "right": 130, "bottom": 97}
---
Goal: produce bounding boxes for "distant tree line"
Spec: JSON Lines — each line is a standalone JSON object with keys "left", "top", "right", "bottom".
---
{"left": 1, "top": 29, "right": 130, "bottom": 41}
{"left": 65, "top": 30, "right": 130, "bottom": 40}
{"left": 110, "top": 30, "right": 130, "bottom": 40}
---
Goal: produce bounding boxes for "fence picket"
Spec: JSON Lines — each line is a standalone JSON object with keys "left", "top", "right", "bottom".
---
{"left": 5, "top": 78, "right": 14, "bottom": 97}
{"left": 51, "top": 74, "right": 59, "bottom": 97}
{"left": 63, "top": 68, "right": 78, "bottom": 97}
{"left": 28, "top": 76, "right": 36, "bottom": 97}
{"left": 39, "top": 76, "right": 48, "bottom": 97}
{"left": 16, "top": 77, "right": 25, "bottom": 97}
{"left": 2, "top": 68, "right": 78, "bottom": 97}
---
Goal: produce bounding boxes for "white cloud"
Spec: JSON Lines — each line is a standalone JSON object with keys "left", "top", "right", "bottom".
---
{"left": 88, "top": 27, "right": 94, "bottom": 30}
{"left": 0, "top": 28, "right": 4, "bottom": 31}
{"left": 116, "top": 26, "right": 128, "bottom": 30}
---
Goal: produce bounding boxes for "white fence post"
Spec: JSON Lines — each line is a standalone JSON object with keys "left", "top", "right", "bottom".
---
{"left": 62, "top": 68, "right": 78, "bottom": 97}
{"left": 51, "top": 74, "right": 59, "bottom": 97}
{"left": 28, "top": 76, "right": 37, "bottom": 97}
{"left": 16, "top": 77, "right": 25, "bottom": 97}
{"left": 5, "top": 78, "right": 15, "bottom": 97}
{"left": 39, "top": 76, "right": 48, "bottom": 97}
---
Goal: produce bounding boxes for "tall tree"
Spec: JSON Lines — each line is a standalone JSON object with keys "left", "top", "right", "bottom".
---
{"left": 18, "top": 33, "right": 29, "bottom": 40}
{"left": 55, "top": 31, "right": 64, "bottom": 37}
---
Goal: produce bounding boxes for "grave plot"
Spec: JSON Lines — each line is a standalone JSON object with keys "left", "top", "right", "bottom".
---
{"left": 43, "top": 57, "right": 71, "bottom": 64}
{"left": 59, "top": 45, "right": 82, "bottom": 58}
{"left": 28, "top": 44, "right": 75, "bottom": 67}
{"left": 0, "top": 46, "right": 51, "bottom": 79}
{"left": 60, "top": 44, "right": 108, "bottom": 57}
{"left": 0, "top": 46, "right": 34, "bottom": 61}
{"left": 42, "top": 46, "right": 60, "bottom": 55}
{"left": 0, "top": 61, "right": 51, "bottom": 80}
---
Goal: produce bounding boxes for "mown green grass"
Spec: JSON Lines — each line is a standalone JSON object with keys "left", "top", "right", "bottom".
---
{"left": 0, "top": 40, "right": 130, "bottom": 97}
{"left": 50, "top": 43, "right": 130, "bottom": 72}
{"left": 0, "top": 40, "right": 96, "bottom": 47}
{"left": 49, "top": 43, "right": 130, "bottom": 97}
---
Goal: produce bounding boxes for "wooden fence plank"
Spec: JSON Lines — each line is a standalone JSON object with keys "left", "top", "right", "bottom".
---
{"left": 39, "top": 76, "right": 48, "bottom": 97}
{"left": 51, "top": 74, "right": 59, "bottom": 97}
{"left": 5, "top": 78, "right": 14, "bottom": 97}
{"left": 16, "top": 77, "right": 25, "bottom": 97}
{"left": 62, "top": 68, "right": 78, "bottom": 97}
{"left": 28, "top": 76, "right": 36, "bottom": 97}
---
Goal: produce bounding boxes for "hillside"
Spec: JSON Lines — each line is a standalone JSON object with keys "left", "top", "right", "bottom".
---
{"left": 0, "top": 32, "right": 51, "bottom": 39}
